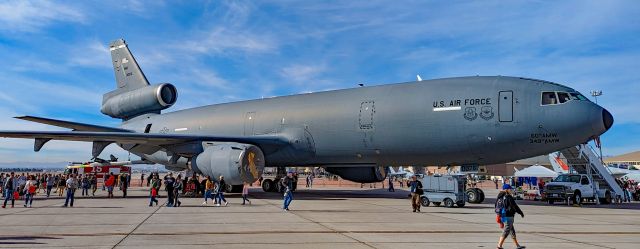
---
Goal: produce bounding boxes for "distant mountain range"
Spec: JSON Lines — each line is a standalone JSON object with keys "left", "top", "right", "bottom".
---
{"left": 0, "top": 162, "right": 165, "bottom": 171}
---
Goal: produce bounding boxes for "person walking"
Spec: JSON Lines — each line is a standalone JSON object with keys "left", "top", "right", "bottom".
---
{"left": 105, "top": 173, "right": 116, "bottom": 198}
{"left": 241, "top": 182, "right": 251, "bottom": 205}
{"left": 164, "top": 173, "right": 175, "bottom": 207}
{"left": 281, "top": 172, "right": 294, "bottom": 211}
{"left": 90, "top": 174, "right": 98, "bottom": 197}
{"left": 173, "top": 175, "right": 183, "bottom": 207}
{"left": 0, "top": 173, "right": 4, "bottom": 199}
{"left": 2, "top": 172, "right": 16, "bottom": 208}
{"left": 408, "top": 175, "right": 423, "bottom": 212}
{"left": 81, "top": 175, "right": 90, "bottom": 196}
{"left": 46, "top": 174, "right": 55, "bottom": 197}
{"left": 120, "top": 173, "right": 128, "bottom": 198}
{"left": 388, "top": 176, "right": 395, "bottom": 192}
{"left": 215, "top": 176, "right": 228, "bottom": 206}
{"left": 56, "top": 175, "right": 66, "bottom": 197}
{"left": 149, "top": 174, "right": 159, "bottom": 207}
{"left": 63, "top": 174, "right": 78, "bottom": 207}
{"left": 496, "top": 184, "right": 526, "bottom": 249}
{"left": 23, "top": 175, "right": 37, "bottom": 208}
{"left": 202, "top": 176, "right": 215, "bottom": 205}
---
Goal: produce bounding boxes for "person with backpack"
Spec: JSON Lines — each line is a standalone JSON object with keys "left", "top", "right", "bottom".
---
{"left": 2, "top": 172, "right": 16, "bottom": 208}
{"left": 63, "top": 174, "right": 78, "bottom": 207}
{"left": 495, "top": 184, "right": 525, "bottom": 249}
{"left": 173, "top": 175, "right": 183, "bottom": 207}
{"left": 408, "top": 175, "right": 423, "bottom": 212}
{"left": 23, "top": 175, "right": 37, "bottom": 208}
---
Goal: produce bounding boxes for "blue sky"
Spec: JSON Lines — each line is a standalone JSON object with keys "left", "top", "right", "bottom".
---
{"left": 0, "top": 0, "right": 638, "bottom": 163}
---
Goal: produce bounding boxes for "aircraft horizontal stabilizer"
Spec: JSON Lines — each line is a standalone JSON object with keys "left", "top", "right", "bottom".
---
{"left": 15, "top": 116, "right": 132, "bottom": 132}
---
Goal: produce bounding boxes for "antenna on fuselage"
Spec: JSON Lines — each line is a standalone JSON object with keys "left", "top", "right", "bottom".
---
{"left": 416, "top": 75, "right": 423, "bottom": 81}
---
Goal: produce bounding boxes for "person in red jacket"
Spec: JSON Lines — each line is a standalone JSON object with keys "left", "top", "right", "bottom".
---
{"left": 105, "top": 173, "right": 116, "bottom": 198}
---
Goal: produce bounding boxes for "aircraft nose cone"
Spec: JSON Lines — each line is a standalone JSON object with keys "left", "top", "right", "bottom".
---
{"left": 602, "top": 108, "right": 614, "bottom": 132}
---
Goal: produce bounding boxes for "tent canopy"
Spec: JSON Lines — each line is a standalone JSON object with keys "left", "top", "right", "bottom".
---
{"left": 514, "top": 164, "right": 558, "bottom": 178}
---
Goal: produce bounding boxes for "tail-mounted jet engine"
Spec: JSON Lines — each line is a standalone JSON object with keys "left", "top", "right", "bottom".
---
{"left": 325, "top": 166, "right": 387, "bottom": 183}
{"left": 191, "top": 142, "right": 265, "bottom": 185}
{"left": 101, "top": 83, "right": 177, "bottom": 119}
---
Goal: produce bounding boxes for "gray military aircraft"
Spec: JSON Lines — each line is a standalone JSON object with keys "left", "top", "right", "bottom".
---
{"left": 0, "top": 39, "right": 613, "bottom": 192}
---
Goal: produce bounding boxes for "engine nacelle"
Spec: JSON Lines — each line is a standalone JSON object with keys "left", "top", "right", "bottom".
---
{"left": 191, "top": 142, "right": 265, "bottom": 185}
{"left": 101, "top": 83, "right": 177, "bottom": 119}
{"left": 325, "top": 166, "right": 387, "bottom": 183}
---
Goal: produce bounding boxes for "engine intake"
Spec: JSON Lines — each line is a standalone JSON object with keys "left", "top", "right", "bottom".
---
{"left": 191, "top": 142, "right": 265, "bottom": 185}
{"left": 101, "top": 83, "right": 177, "bottom": 119}
{"left": 325, "top": 166, "right": 387, "bottom": 183}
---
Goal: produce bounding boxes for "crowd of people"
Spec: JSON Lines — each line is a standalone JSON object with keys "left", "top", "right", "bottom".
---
{"left": 0, "top": 172, "right": 133, "bottom": 208}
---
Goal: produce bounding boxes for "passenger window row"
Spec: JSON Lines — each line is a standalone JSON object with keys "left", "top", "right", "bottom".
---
{"left": 541, "top": 91, "right": 588, "bottom": 105}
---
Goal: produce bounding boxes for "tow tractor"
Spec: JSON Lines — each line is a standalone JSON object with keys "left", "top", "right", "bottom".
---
{"left": 419, "top": 174, "right": 484, "bottom": 208}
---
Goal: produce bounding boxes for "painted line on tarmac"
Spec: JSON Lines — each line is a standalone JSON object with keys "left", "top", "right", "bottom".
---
{"left": 111, "top": 199, "right": 165, "bottom": 249}
{"left": 259, "top": 195, "right": 377, "bottom": 249}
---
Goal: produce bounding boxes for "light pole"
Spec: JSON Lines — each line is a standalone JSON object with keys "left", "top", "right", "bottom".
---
{"left": 591, "top": 90, "right": 604, "bottom": 160}
{"left": 591, "top": 90, "right": 602, "bottom": 104}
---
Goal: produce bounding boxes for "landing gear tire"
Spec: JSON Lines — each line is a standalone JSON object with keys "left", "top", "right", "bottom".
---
{"left": 466, "top": 189, "right": 478, "bottom": 203}
{"left": 262, "top": 179, "right": 274, "bottom": 192}
{"left": 433, "top": 202, "right": 441, "bottom": 207}
{"left": 444, "top": 198, "right": 454, "bottom": 208}
{"left": 466, "top": 188, "right": 485, "bottom": 204}
{"left": 573, "top": 191, "right": 582, "bottom": 205}
{"left": 420, "top": 196, "right": 430, "bottom": 207}
{"left": 225, "top": 184, "right": 234, "bottom": 193}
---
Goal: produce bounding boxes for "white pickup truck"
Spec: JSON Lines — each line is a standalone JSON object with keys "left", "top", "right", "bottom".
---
{"left": 545, "top": 174, "right": 613, "bottom": 205}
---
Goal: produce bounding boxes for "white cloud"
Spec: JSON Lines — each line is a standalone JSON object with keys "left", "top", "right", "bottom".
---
{"left": 0, "top": 0, "right": 85, "bottom": 32}
{"left": 68, "top": 40, "right": 111, "bottom": 68}
{"left": 280, "top": 65, "right": 325, "bottom": 82}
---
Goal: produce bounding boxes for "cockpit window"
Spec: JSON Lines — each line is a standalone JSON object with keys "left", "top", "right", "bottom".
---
{"left": 570, "top": 92, "right": 588, "bottom": 101}
{"left": 557, "top": 92, "right": 571, "bottom": 103}
{"left": 542, "top": 91, "right": 589, "bottom": 105}
{"left": 541, "top": 92, "right": 558, "bottom": 105}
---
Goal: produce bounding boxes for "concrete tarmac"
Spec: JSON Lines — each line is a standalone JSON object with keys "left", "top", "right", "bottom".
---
{"left": 0, "top": 187, "right": 639, "bottom": 248}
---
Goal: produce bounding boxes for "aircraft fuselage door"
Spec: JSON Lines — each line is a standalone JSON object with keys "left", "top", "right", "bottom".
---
{"left": 498, "top": 91, "right": 513, "bottom": 122}
{"left": 244, "top": 112, "right": 255, "bottom": 135}
{"left": 359, "top": 101, "right": 375, "bottom": 130}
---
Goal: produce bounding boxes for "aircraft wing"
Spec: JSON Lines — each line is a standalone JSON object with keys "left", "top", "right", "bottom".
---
{"left": 14, "top": 116, "right": 132, "bottom": 132}
{"left": 0, "top": 130, "right": 290, "bottom": 157}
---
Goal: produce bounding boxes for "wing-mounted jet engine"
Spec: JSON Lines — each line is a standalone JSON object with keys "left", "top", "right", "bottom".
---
{"left": 325, "top": 166, "right": 387, "bottom": 183}
{"left": 191, "top": 142, "right": 265, "bottom": 184}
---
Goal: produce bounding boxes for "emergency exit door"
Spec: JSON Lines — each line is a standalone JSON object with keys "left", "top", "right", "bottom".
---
{"left": 498, "top": 91, "right": 513, "bottom": 122}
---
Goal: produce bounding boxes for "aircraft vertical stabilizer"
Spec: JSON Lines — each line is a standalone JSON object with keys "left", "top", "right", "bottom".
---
{"left": 109, "top": 39, "right": 149, "bottom": 91}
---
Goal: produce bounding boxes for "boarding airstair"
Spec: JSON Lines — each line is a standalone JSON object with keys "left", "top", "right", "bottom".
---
{"left": 560, "top": 144, "right": 624, "bottom": 204}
